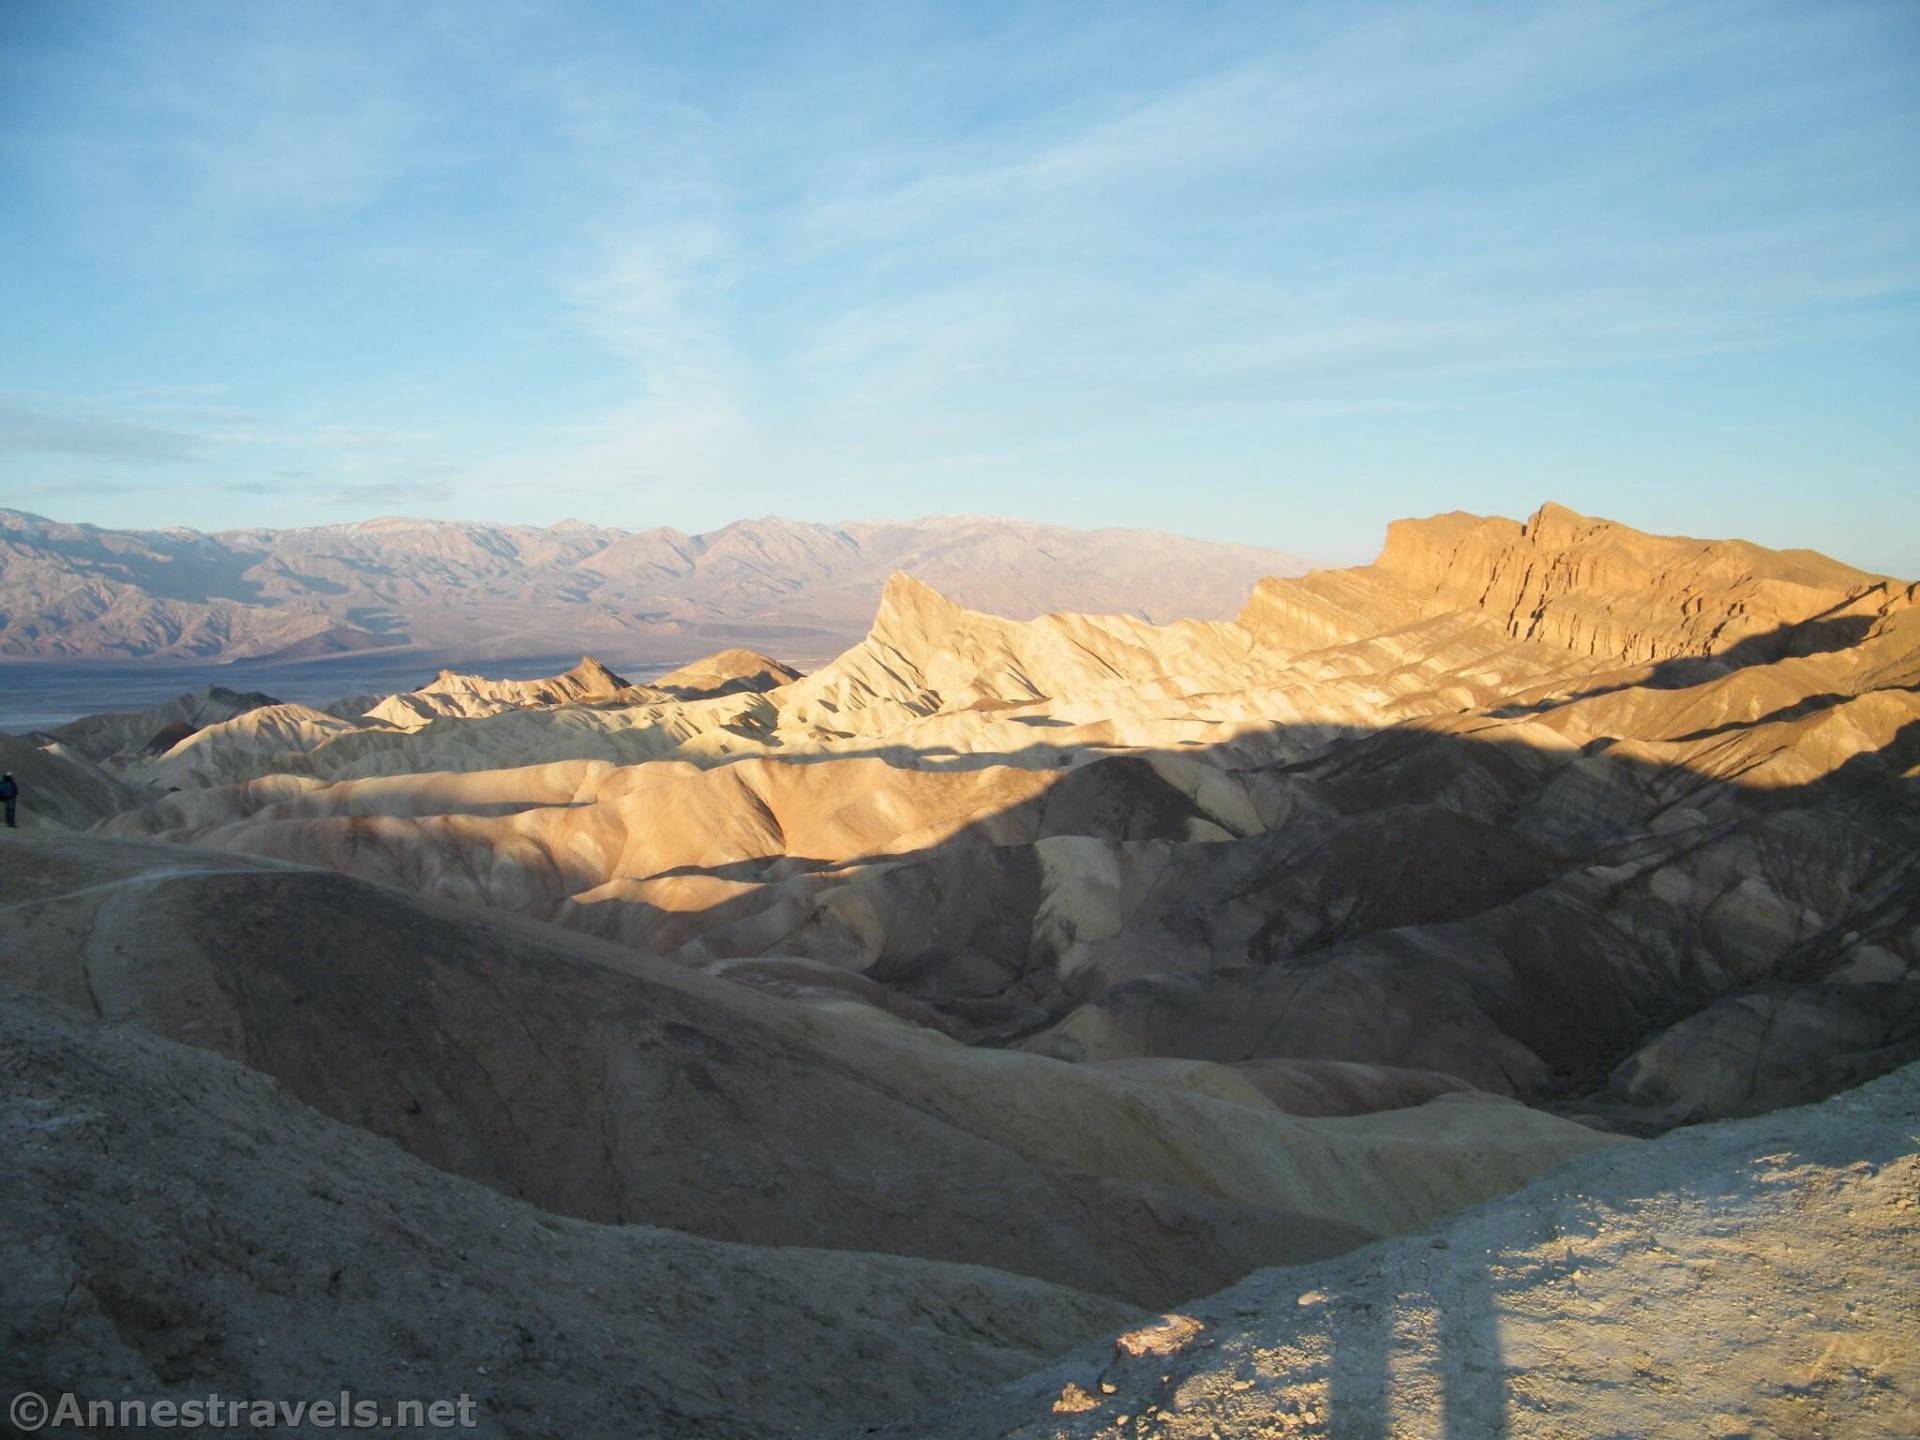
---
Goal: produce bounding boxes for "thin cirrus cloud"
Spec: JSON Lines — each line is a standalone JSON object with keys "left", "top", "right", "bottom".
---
{"left": 0, "top": 1, "right": 1914, "bottom": 572}
{"left": 0, "top": 396, "right": 207, "bottom": 465}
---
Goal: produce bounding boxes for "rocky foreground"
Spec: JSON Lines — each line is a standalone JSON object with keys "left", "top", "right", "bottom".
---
{"left": 2, "top": 501, "right": 1916, "bottom": 1436}
{"left": 871, "top": 1063, "right": 1920, "bottom": 1440}
{"left": 0, "top": 985, "right": 1143, "bottom": 1438}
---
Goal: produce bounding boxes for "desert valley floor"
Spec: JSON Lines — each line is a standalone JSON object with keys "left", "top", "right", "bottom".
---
{"left": 3, "top": 502, "right": 1917, "bottom": 1438}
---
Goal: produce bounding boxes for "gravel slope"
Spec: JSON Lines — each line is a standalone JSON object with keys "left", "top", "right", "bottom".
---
{"left": 870, "top": 1062, "right": 1920, "bottom": 1439}
{"left": 0, "top": 985, "right": 1143, "bottom": 1440}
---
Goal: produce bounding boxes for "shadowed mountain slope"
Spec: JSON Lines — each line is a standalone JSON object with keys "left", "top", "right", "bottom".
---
{"left": 42, "top": 684, "right": 281, "bottom": 765}
{"left": 0, "top": 830, "right": 1612, "bottom": 1311}
{"left": 0, "top": 731, "right": 136, "bottom": 830}
{"left": 91, "top": 504, "right": 1920, "bottom": 1131}
{"left": 0, "top": 985, "right": 1144, "bottom": 1439}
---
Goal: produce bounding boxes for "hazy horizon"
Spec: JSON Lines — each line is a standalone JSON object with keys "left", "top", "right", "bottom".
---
{"left": 3, "top": 2, "right": 1916, "bottom": 575}
{"left": 3, "top": 495, "right": 1910, "bottom": 583}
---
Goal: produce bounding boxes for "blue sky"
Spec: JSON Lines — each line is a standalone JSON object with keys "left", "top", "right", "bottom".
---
{"left": 0, "top": 1, "right": 1915, "bottom": 572}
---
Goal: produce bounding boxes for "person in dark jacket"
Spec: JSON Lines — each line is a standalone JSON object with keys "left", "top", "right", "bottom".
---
{"left": 0, "top": 772, "right": 16, "bottom": 828}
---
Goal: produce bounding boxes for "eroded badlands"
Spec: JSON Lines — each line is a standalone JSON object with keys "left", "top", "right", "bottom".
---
{"left": 3, "top": 502, "right": 1916, "bottom": 1437}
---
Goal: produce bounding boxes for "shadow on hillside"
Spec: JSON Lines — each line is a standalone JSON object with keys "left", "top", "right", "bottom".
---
{"left": 29, "top": 645, "right": 1920, "bottom": 1146}
{"left": 10, "top": 589, "right": 1918, "bottom": 1439}
{"left": 726, "top": 707, "right": 1920, "bottom": 814}
{"left": 10, "top": 523, "right": 273, "bottom": 606}
{"left": 7, "top": 685, "right": 1919, "bottom": 1439}
{"left": 1662, "top": 682, "right": 1920, "bottom": 743}
{"left": 63, "top": 652, "right": 1920, "bottom": 1109}
{"left": 532, "top": 693, "right": 1920, "bottom": 1115}
{"left": 1490, "top": 612, "right": 1880, "bottom": 718}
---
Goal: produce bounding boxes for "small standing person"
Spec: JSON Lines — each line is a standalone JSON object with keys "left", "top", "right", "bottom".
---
{"left": 0, "top": 771, "right": 16, "bottom": 828}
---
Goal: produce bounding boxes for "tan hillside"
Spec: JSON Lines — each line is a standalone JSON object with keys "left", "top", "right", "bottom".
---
{"left": 361, "top": 655, "right": 632, "bottom": 729}
{"left": 42, "top": 684, "right": 281, "bottom": 766}
{"left": 644, "top": 647, "right": 800, "bottom": 698}
{"left": 1240, "top": 501, "right": 1896, "bottom": 662}
{"left": 80, "top": 503, "right": 1919, "bottom": 1133}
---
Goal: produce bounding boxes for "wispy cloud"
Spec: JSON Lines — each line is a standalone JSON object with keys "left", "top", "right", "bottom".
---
{"left": 0, "top": 476, "right": 165, "bottom": 500}
{"left": 467, "top": 0, "right": 1915, "bottom": 529}
{"left": 0, "top": 396, "right": 206, "bottom": 464}
{"left": 65, "top": 8, "right": 436, "bottom": 236}
{"left": 772, "top": 6, "right": 1917, "bottom": 412}
{"left": 1, "top": 1, "right": 1914, "bottom": 563}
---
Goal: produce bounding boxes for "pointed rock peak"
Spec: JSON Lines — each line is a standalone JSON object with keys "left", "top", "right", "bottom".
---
{"left": 1526, "top": 500, "right": 1589, "bottom": 525}
{"left": 874, "top": 571, "right": 966, "bottom": 625}
{"left": 859, "top": 572, "right": 971, "bottom": 656}
{"left": 714, "top": 647, "right": 794, "bottom": 671}
{"left": 560, "top": 660, "right": 633, "bottom": 698}
{"left": 1522, "top": 501, "right": 1601, "bottom": 546}
{"left": 649, "top": 648, "right": 803, "bottom": 698}
{"left": 663, "top": 648, "right": 799, "bottom": 681}
{"left": 879, "top": 570, "right": 957, "bottom": 606}
{"left": 566, "top": 656, "right": 631, "bottom": 689}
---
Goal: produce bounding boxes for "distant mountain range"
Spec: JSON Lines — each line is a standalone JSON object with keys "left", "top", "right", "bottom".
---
{"left": 0, "top": 509, "right": 1307, "bottom": 664}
